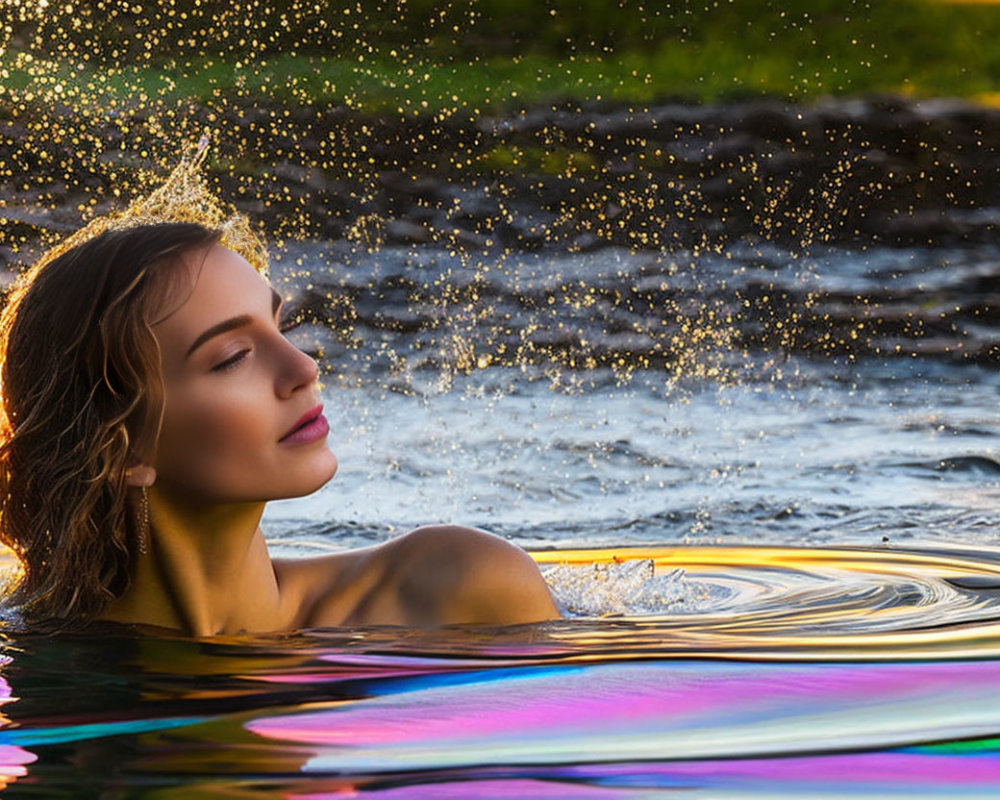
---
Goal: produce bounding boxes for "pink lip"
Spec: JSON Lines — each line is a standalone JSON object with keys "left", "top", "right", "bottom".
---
{"left": 280, "top": 405, "right": 329, "bottom": 445}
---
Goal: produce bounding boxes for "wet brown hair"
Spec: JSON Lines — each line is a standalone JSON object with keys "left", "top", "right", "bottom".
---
{"left": 0, "top": 222, "right": 222, "bottom": 628}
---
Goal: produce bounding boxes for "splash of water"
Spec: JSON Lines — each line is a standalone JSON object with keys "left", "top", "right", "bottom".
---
{"left": 3, "top": 2, "right": 996, "bottom": 391}
{"left": 26, "top": 133, "right": 270, "bottom": 276}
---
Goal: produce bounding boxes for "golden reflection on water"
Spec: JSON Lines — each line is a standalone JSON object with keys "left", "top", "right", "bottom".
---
{"left": 3, "top": 543, "right": 1000, "bottom": 664}
{"left": 532, "top": 544, "right": 1000, "bottom": 661}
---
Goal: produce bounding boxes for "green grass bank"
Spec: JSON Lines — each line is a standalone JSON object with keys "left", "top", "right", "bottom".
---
{"left": 2, "top": 0, "right": 1000, "bottom": 112}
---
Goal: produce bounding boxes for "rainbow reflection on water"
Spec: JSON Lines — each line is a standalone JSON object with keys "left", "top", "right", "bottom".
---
{"left": 3, "top": 544, "right": 1000, "bottom": 795}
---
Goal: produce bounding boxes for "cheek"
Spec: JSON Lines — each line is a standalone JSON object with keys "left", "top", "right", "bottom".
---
{"left": 156, "top": 381, "right": 270, "bottom": 485}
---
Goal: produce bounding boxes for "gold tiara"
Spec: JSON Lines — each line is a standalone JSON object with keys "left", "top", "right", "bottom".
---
{"left": 34, "top": 135, "right": 269, "bottom": 278}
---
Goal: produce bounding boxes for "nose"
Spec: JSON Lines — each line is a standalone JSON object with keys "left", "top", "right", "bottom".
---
{"left": 275, "top": 334, "right": 320, "bottom": 398}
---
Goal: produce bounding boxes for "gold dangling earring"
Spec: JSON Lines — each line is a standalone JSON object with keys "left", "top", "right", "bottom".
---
{"left": 138, "top": 485, "right": 150, "bottom": 556}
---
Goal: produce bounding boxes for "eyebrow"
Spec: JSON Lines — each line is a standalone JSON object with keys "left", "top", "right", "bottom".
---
{"left": 185, "top": 289, "right": 282, "bottom": 359}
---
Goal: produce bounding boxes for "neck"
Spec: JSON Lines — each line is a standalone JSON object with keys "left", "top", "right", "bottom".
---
{"left": 104, "top": 486, "right": 290, "bottom": 636}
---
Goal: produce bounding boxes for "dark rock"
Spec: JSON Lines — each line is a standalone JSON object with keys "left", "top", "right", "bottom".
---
{"left": 437, "top": 226, "right": 491, "bottom": 250}
{"left": 738, "top": 101, "right": 805, "bottom": 142}
{"left": 271, "top": 161, "right": 336, "bottom": 193}
{"left": 404, "top": 205, "right": 442, "bottom": 226}
{"left": 504, "top": 209, "right": 559, "bottom": 249}
{"left": 378, "top": 171, "right": 445, "bottom": 201}
{"left": 6, "top": 96, "right": 1000, "bottom": 256}
{"left": 571, "top": 232, "right": 604, "bottom": 252}
{"left": 386, "top": 219, "right": 433, "bottom": 244}
{"left": 442, "top": 185, "right": 503, "bottom": 225}
{"left": 883, "top": 209, "right": 1000, "bottom": 245}
{"left": 0, "top": 204, "right": 79, "bottom": 236}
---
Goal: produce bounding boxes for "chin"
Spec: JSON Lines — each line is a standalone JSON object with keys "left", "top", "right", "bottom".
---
{"left": 270, "top": 472, "right": 337, "bottom": 501}
{"left": 300, "top": 450, "right": 338, "bottom": 494}
{"left": 257, "top": 450, "right": 339, "bottom": 501}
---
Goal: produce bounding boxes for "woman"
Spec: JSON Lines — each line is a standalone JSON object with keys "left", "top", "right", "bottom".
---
{"left": 0, "top": 222, "right": 558, "bottom": 635}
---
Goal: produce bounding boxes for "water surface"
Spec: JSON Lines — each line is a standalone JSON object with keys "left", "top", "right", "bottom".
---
{"left": 5, "top": 235, "right": 1000, "bottom": 795}
{"left": 6, "top": 545, "right": 1000, "bottom": 796}
{"left": 266, "top": 239, "right": 1000, "bottom": 553}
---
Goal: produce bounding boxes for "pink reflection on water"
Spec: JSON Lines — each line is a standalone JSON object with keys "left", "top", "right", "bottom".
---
{"left": 282, "top": 751, "right": 1000, "bottom": 798}
{"left": 251, "top": 664, "right": 725, "bottom": 746}
{"left": 0, "top": 675, "right": 35, "bottom": 788}
{"left": 0, "top": 745, "right": 35, "bottom": 787}
{"left": 561, "top": 749, "right": 1000, "bottom": 787}
{"left": 248, "top": 659, "right": 1000, "bottom": 750}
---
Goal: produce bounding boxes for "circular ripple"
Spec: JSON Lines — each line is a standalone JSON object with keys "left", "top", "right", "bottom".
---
{"left": 536, "top": 544, "right": 1000, "bottom": 659}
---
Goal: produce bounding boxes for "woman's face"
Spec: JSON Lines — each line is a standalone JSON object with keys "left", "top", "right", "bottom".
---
{"left": 150, "top": 245, "right": 338, "bottom": 504}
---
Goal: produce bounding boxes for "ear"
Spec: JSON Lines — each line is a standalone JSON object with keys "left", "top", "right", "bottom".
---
{"left": 125, "top": 465, "right": 157, "bottom": 488}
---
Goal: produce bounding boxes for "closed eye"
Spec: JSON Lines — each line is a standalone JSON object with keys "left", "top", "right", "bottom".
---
{"left": 211, "top": 349, "right": 251, "bottom": 373}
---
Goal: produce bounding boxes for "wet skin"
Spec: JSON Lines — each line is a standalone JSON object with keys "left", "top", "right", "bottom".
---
{"left": 101, "top": 245, "right": 558, "bottom": 635}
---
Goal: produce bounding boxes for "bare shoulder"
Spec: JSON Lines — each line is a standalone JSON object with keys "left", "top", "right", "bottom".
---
{"left": 385, "top": 525, "right": 560, "bottom": 626}
{"left": 273, "top": 526, "right": 559, "bottom": 628}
